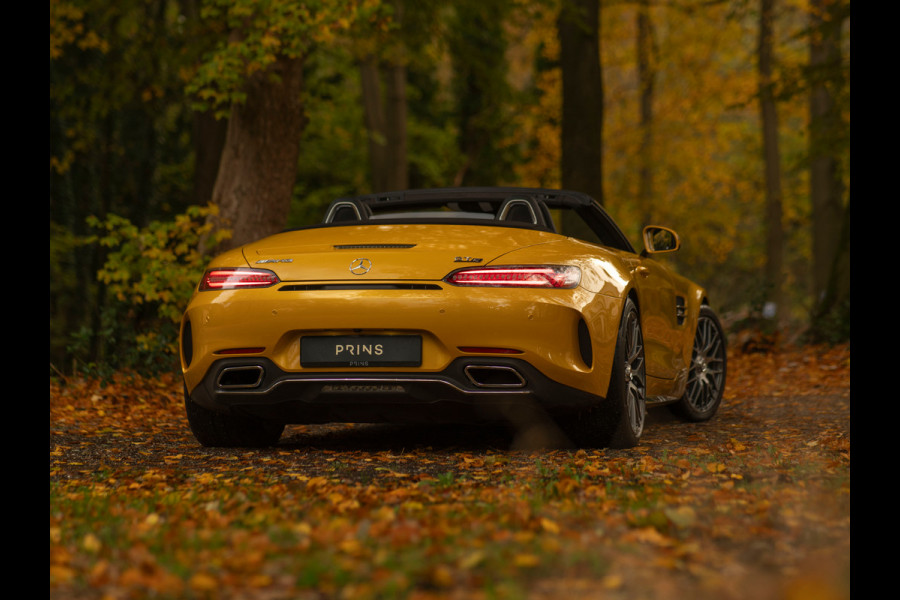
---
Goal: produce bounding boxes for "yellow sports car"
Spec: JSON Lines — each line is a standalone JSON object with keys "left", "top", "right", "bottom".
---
{"left": 180, "top": 187, "right": 726, "bottom": 448}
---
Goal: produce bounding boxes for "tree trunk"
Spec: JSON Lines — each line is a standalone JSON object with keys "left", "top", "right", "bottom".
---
{"left": 449, "top": 1, "right": 511, "bottom": 187}
{"left": 636, "top": 0, "right": 655, "bottom": 226}
{"left": 559, "top": 0, "right": 603, "bottom": 204}
{"left": 809, "top": 0, "right": 845, "bottom": 298}
{"left": 759, "top": 0, "right": 784, "bottom": 324}
{"left": 384, "top": 61, "right": 408, "bottom": 191}
{"left": 209, "top": 55, "right": 306, "bottom": 252}
{"left": 814, "top": 195, "right": 849, "bottom": 330}
{"left": 359, "top": 0, "right": 408, "bottom": 194}
{"left": 558, "top": 0, "right": 603, "bottom": 242}
{"left": 360, "top": 56, "right": 390, "bottom": 193}
{"left": 808, "top": 0, "right": 849, "bottom": 339}
{"left": 180, "top": 0, "right": 228, "bottom": 207}
{"left": 360, "top": 56, "right": 408, "bottom": 193}
{"left": 191, "top": 111, "right": 228, "bottom": 206}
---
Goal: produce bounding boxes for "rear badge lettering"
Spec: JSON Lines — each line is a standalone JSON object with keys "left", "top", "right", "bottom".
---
{"left": 454, "top": 256, "right": 483, "bottom": 263}
{"left": 322, "top": 384, "right": 406, "bottom": 393}
{"left": 256, "top": 258, "right": 293, "bottom": 264}
{"left": 335, "top": 344, "right": 384, "bottom": 357}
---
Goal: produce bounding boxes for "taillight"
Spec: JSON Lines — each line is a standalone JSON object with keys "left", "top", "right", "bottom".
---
{"left": 444, "top": 265, "right": 581, "bottom": 288}
{"left": 199, "top": 268, "right": 280, "bottom": 291}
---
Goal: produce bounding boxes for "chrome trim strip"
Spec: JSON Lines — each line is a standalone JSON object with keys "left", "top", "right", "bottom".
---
{"left": 217, "top": 375, "right": 532, "bottom": 396}
{"left": 334, "top": 244, "right": 416, "bottom": 249}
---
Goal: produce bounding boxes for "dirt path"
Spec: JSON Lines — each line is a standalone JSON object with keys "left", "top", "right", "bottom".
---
{"left": 50, "top": 344, "right": 850, "bottom": 599}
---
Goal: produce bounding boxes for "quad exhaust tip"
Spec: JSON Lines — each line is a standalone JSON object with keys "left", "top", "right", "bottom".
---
{"left": 464, "top": 365, "right": 526, "bottom": 388}
{"left": 217, "top": 365, "right": 264, "bottom": 389}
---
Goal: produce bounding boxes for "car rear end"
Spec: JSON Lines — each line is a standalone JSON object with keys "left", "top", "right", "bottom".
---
{"left": 180, "top": 224, "right": 624, "bottom": 425}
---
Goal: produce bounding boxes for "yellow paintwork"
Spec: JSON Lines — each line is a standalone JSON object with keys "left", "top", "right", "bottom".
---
{"left": 241, "top": 225, "right": 561, "bottom": 282}
{"left": 181, "top": 223, "right": 705, "bottom": 403}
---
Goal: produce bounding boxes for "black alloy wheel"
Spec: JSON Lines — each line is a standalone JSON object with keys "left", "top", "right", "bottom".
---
{"left": 672, "top": 305, "right": 726, "bottom": 421}
{"left": 608, "top": 297, "right": 647, "bottom": 447}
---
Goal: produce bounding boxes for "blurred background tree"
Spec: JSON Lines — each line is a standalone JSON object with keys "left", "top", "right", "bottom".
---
{"left": 50, "top": 0, "right": 850, "bottom": 375}
{"left": 51, "top": 0, "right": 204, "bottom": 372}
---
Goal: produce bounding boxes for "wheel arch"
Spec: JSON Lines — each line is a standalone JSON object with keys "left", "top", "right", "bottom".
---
{"left": 680, "top": 287, "right": 710, "bottom": 366}
{"left": 626, "top": 286, "right": 641, "bottom": 312}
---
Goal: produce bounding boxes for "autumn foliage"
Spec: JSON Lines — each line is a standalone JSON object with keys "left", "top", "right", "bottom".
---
{"left": 50, "top": 343, "right": 849, "bottom": 599}
{"left": 50, "top": 0, "right": 850, "bottom": 374}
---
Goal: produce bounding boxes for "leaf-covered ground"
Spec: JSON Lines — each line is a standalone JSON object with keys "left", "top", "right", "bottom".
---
{"left": 50, "top": 343, "right": 850, "bottom": 600}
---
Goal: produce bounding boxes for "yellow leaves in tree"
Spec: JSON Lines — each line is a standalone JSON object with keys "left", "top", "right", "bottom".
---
{"left": 87, "top": 204, "right": 226, "bottom": 328}
{"left": 260, "top": 32, "right": 281, "bottom": 50}
{"left": 189, "top": 0, "right": 392, "bottom": 113}
{"left": 50, "top": 0, "right": 109, "bottom": 60}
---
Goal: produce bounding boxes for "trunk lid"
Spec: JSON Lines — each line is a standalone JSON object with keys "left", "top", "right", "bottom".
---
{"left": 241, "top": 224, "right": 557, "bottom": 282}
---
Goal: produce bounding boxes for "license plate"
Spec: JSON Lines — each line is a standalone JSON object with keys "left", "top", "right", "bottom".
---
{"left": 301, "top": 335, "right": 422, "bottom": 367}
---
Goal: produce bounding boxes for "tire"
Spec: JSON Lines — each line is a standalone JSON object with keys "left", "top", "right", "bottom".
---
{"left": 184, "top": 385, "right": 284, "bottom": 448}
{"left": 670, "top": 305, "right": 726, "bottom": 422}
{"left": 562, "top": 296, "right": 646, "bottom": 449}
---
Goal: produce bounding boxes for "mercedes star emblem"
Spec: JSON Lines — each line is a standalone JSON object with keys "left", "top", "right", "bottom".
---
{"left": 349, "top": 258, "right": 372, "bottom": 275}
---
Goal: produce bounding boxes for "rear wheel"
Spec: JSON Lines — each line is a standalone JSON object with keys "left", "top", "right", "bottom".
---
{"left": 670, "top": 305, "right": 726, "bottom": 421}
{"left": 563, "top": 297, "right": 646, "bottom": 448}
{"left": 184, "top": 386, "right": 284, "bottom": 447}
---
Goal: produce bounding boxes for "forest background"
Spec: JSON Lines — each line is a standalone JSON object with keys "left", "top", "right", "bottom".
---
{"left": 49, "top": 0, "right": 850, "bottom": 377}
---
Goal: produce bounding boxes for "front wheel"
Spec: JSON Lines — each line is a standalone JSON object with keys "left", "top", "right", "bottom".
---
{"left": 184, "top": 385, "right": 284, "bottom": 447}
{"left": 670, "top": 305, "right": 726, "bottom": 421}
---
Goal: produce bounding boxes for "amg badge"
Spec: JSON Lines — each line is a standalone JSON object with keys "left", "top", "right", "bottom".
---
{"left": 454, "top": 256, "right": 483, "bottom": 263}
{"left": 322, "top": 384, "right": 406, "bottom": 393}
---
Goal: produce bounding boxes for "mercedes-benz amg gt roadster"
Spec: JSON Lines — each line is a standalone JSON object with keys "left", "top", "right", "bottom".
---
{"left": 180, "top": 187, "right": 726, "bottom": 448}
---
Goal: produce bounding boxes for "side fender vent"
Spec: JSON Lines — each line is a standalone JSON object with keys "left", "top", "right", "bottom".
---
{"left": 675, "top": 297, "right": 686, "bottom": 326}
{"left": 577, "top": 318, "right": 593, "bottom": 368}
{"left": 181, "top": 320, "right": 193, "bottom": 368}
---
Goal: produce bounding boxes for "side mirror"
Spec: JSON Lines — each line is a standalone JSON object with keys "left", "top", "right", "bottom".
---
{"left": 642, "top": 225, "right": 680, "bottom": 255}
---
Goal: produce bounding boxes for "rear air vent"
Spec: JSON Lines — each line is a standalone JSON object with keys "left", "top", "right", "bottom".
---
{"left": 334, "top": 244, "right": 416, "bottom": 249}
{"left": 279, "top": 283, "right": 442, "bottom": 291}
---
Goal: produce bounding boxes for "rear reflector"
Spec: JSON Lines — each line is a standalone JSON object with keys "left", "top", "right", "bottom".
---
{"left": 444, "top": 265, "right": 580, "bottom": 288}
{"left": 458, "top": 347, "right": 523, "bottom": 354}
{"left": 199, "top": 268, "right": 279, "bottom": 291}
{"left": 214, "top": 347, "right": 266, "bottom": 355}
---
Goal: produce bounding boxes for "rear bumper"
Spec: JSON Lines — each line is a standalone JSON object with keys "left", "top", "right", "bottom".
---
{"left": 181, "top": 284, "right": 624, "bottom": 400}
{"left": 188, "top": 356, "right": 605, "bottom": 424}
